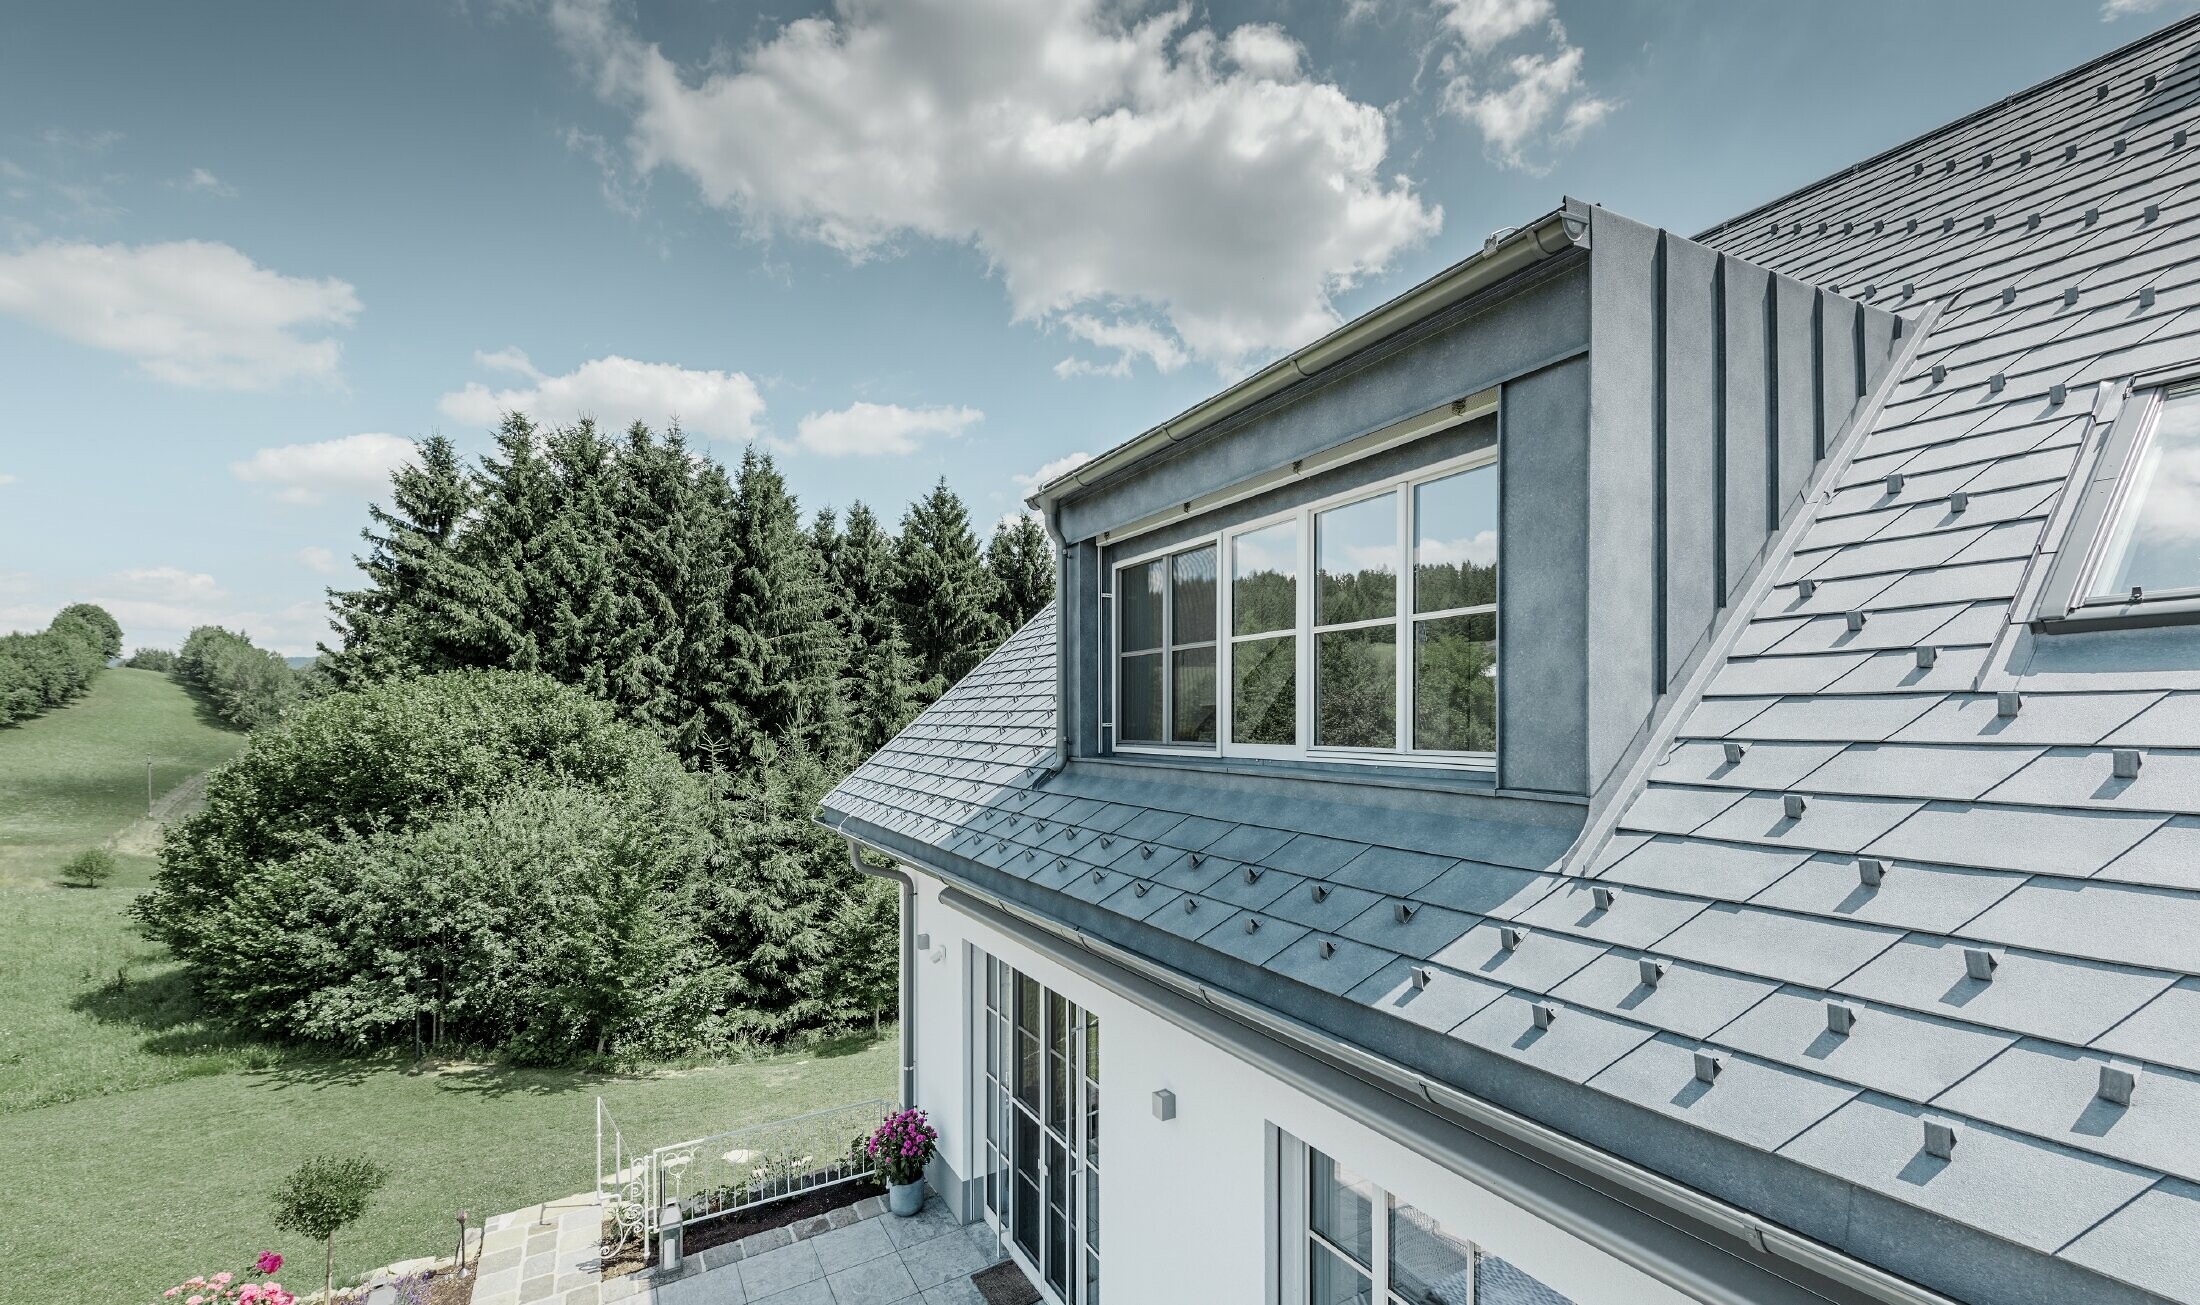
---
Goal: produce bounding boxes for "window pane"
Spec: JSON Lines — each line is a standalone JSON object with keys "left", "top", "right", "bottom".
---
{"left": 1309, "top": 1151, "right": 1375, "bottom": 1266}
{"left": 1231, "top": 633, "right": 1297, "bottom": 745}
{"left": 1316, "top": 626, "right": 1397, "bottom": 748}
{"left": 1172, "top": 648, "right": 1218, "bottom": 743}
{"left": 1317, "top": 492, "right": 1398, "bottom": 625}
{"left": 1415, "top": 466, "right": 1498, "bottom": 614}
{"left": 1120, "top": 560, "right": 1163, "bottom": 651}
{"left": 1233, "top": 520, "right": 1299, "bottom": 635}
{"left": 1476, "top": 1253, "right": 1577, "bottom": 1305}
{"left": 1309, "top": 1243, "right": 1373, "bottom": 1305}
{"left": 1413, "top": 612, "right": 1496, "bottom": 753}
{"left": 1119, "top": 653, "right": 1162, "bottom": 744}
{"left": 2091, "top": 388, "right": 2200, "bottom": 601}
{"left": 1172, "top": 546, "right": 1218, "bottom": 644}
{"left": 1390, "top": 1201, "right": 1476, "bottom": 1304}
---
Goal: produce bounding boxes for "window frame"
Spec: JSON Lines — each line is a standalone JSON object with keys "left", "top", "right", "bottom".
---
{"left": 2037, "top": 371, "right": 2200, "bottom": 633}
{"left": 1109, "top": 539, "right": 1222, "bottom": 750}
{"left": 1108, "top": 444, "right": 1499, "bottom": 771}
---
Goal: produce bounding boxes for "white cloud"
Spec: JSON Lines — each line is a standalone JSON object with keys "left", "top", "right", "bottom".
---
{"left": 67, "top": 566, "right": 333, "bottom": 656}
{"left": 298, "top": 546, "right": 343, "bottom": 575}
{"left": 550, "top": 0, "right": 1440, "bottom": 374}
{"left": 2102, "top": 0, "right": 2180, "bottom": 16}
{"left": 1014, "top": 451, "right": 1096, "bottom": 496}
{"left": 179, "top": 167, "right": 237, "bottom": 198}
{"left": 792, "top": 401, "right": 983, "bottom": 457}
{"left": 1054, "top": 314, "right": 1190, "bottom": 379}
{"left": 1434, "top": 8, "right": 1613, "bottom": 172}
{"left": 1438, "top": 0, "right": 1551, "bottom": 51}
{"left": 0, "top": 239, "right": 359, "bottom": 389}
{"left": 1417, "top": 528, "right": 1497, "bottom": 567}
{"left": 439, "top": 348, "right": 766, "bottom": 441}
{"left": 0, "top": 473, "right": 14, "bottom": 486}
{"left": 232, "top": 433, "right": 417, "bottom": 507}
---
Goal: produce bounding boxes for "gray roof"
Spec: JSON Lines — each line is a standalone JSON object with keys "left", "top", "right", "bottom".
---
{"left": 827, "top": 18, "right": 2200, "bottom": 1305}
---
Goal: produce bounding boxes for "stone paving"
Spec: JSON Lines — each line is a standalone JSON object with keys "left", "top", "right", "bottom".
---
{"left": 471, "top": 1189, "right": 1016, "bottom": 1305}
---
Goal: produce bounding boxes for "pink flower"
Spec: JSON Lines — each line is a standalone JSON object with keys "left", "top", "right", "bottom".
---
{"left": 255, "top": 1254, "right": 283, "bottom": 1276}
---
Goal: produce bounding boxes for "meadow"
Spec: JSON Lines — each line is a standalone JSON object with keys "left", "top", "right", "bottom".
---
{"left": 0, "top": 669, "right": 894, "bottom": 1303}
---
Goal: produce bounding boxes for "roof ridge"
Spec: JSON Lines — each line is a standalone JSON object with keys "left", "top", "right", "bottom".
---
{"left": 1696, "top": 11, "right": 2200, "bottom": 244}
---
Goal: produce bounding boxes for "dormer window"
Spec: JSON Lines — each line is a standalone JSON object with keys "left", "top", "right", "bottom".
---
{"left": 1112, "top": 448, "right": 1497, "bottom": 769}
{"left": 2038, "top": 374, "right": 2200, "bottom": 631}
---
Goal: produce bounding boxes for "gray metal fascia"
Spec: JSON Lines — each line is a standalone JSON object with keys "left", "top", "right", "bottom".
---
{"left": 937, "top": 881, "right": 1954, "bottom": 1305}
{"left": 1026, "top": 200, "right": 1590, "bottom": 512}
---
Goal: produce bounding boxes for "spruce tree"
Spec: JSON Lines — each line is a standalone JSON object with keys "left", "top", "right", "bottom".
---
{"left": 536, "top": 421, "right": 624, "bottom": 700}
{"left": 833, "top": 502, "right": 900, "bottom": 647}
{"left": 323, "top": 435, "right": 476, "bottom": 685}
{"left": 461, "top": 413, "right": 558, "bottom": 672}
{"left": 985, "top": 513, "right": 1055, "bottom": 633}
{"left": 606, "top": 423, "right": 733, "bottom": 766}
{"left": 721, "top": 447, "right": 848, "bottom": 768}
{"left": 850, "top": 624, "right": 921, "bottom": 756}
{"left": 893, "top": 480, "right": 1006, "bottom": 692}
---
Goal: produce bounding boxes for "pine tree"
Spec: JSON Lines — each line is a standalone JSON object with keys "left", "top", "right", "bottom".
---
{"left": 833, "top": 502, "right": 900, "bottom": 647}
{"left": 461, "top": 413, "right": 559, "bottom": 671}
{"left": 985, "top": 513, "right": 1055, "bottom": 632}
{"left": 850, "top": 624, "right": 921, "bottom": 756}
{"left": 536, "top": 422, "right": 624, "bottom": 700}
{"left": 721, "top": 447, "right": 848, "bottom": 768}
{"left": 893, "top": 480, "right": 1006, "bottom": 692}
{"left": 322, "top": 435, "right": 476, "bottom": 685}
{"left": 606, "top": 423, "right": 734, "bottom": 766}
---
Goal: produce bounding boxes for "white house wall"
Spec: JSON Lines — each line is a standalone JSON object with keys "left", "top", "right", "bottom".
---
{"left": 904, "top": 864, "right": 1698, "bottom": 1305}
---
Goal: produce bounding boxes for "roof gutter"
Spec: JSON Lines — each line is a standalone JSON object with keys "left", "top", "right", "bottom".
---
{"left": 827, "top": 819, "right": 1960, "bottom": 1305}
{"left": 1027, "top": 200, "right": 1591, "bottom": 511}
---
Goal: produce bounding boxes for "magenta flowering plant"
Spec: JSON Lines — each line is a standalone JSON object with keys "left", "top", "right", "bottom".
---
{"left": 155, "top": 1256, "right": 295, "bottom": 1305}
{"left": 863, "top": 1107, "right": 939, "bottom": 1187}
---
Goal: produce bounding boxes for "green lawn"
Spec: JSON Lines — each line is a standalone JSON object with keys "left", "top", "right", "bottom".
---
{"left": 0, "top": 670, "right": 896, "bottom": 1303}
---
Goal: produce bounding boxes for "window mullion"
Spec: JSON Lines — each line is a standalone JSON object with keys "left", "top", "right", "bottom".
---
{"left": 1396, "top": 486, "right": 1410, "bottom": 753}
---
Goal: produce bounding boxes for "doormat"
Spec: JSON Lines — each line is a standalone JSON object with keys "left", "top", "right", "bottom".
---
{"left": 970, "top": 1260, "right": 1042, "bottom": 1305}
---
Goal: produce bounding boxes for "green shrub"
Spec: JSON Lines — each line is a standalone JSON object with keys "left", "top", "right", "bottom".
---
{"left": 123, "top": 648, "right": 178, "bottom": 672}
{"left": 0, "top": 603, "right": 120, "bottom": 725}
{"left": 175, "top": 626, "right": 299, "bottom": 730}
{"left": 57, "top": 847, "right": 118, "bottom": 888}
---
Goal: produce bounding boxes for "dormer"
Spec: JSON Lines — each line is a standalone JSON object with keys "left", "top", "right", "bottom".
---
{"left": 1028, "top": 198, "right": 1907, "bottom": 804}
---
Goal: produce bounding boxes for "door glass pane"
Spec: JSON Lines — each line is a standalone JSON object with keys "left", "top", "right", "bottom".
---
{"left": 1119, "top": 653, "right": 1162, "bottom": 744}
{"left": 1415, "top": 466, "right": 1498, "bottom": 614}
{"left": 1389, "top": 1201, "right": 1476, "bottom": 1304}
{"left": 1316, "top": 626, "right": 1397, "bottom": 749}
{"left": 1317, "top": 492, "right": 1398, "bottom": 625}
{"left": 1120, "top": 560, "right": 1164, "bottom": 651}
{"left": 1413, "top": 612, "right": 1496, "bottom": 752}
{"left": 1172, "top": 546, "right": 1218, "bottom": 644}
{"left": 1172, "top": 647, "right": 1217, "bottom": 743}
{"left": 1233, "top": 520, "right": 1299, "bottom": 636}
{"left": 1231, "top": 633, "right": 1297, "bottom": 745}
{"left": 1309, "top": 1151, "right": 1376, "bottom": 1266}
{"left": 1310, "top": 1242, "right": 1374, "bottom": 1305}
{"left": 2090, "top": 387, "right": 2200, "bottom": 601}
{"left": 1014, "top": 1172, "right": 1040, "bottom": 1257}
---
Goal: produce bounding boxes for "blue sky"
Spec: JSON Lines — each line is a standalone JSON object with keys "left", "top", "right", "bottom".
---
{"left": 0, "top": 0, "right": 2187, "bottom": 654}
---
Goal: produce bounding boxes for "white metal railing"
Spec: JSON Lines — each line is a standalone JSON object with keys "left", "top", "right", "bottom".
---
{"left": 598, "top": 1097, "right": 894, "bottom": 1252}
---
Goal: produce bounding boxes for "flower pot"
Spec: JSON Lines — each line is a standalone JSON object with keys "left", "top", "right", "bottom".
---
{"left": 888, "top": 1180, "right": 925, "bottom": 1217}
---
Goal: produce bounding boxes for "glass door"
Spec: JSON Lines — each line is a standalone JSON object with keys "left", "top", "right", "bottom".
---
{"left": 982, "top": 953, "right": 1099, "bottom": 1304}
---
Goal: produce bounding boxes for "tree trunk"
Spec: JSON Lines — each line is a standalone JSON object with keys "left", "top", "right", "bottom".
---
{"left": 324, "top": 1234, "right": 335, "bottom": 1302}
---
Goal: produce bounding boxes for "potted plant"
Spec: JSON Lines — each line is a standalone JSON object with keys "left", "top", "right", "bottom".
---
{"left": 864, "top": 1108, "right": 938, "bottom": 1217}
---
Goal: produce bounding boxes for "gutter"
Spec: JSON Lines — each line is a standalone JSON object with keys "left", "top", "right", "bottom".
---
{"left": 835, "top": 824, "right": 1960, "bottom": 1305}
{"left": 1026, "top": 199, "right": 1592, "bottom": 512}
{"left": 844, "top": 838, "right": 917, "bottom": 1109}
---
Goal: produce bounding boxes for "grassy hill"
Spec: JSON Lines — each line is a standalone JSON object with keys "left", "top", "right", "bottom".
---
{"left": 0, "top": 668, "right": 894, "bottom": 1304}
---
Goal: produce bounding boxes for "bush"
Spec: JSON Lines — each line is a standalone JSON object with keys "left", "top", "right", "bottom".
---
{"left": 137, "top": 670, "right": 891, "bottom": 1063}
{"left": 176, "top": 626, "right": 300, "bottom": 730}
{"left": 124, "top": 648, "right": 178, "bottom": 672}
{"left": 57, "top": 848, "right": 118, "bottom": 888}
{"left": 271, "top": 1153, "right": 388, "bottom": 1302}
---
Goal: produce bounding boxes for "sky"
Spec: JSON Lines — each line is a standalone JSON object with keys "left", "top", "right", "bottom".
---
{"left": 0, "top": 0, "right": 2191, "bottom": 655}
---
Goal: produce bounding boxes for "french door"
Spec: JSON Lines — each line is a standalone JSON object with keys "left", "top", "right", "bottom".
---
{"left": 981, "top": 953, "right": 1099, "bottom": 1304}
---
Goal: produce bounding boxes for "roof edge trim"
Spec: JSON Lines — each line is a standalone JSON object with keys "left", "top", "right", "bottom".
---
{"left": 1026, "top": 199, "right": 1589, "bottom": 510}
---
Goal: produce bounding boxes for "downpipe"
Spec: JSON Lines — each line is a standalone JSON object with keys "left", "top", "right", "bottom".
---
{"left": 846, "top": 838, "right": 916, "bottom": 1108}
